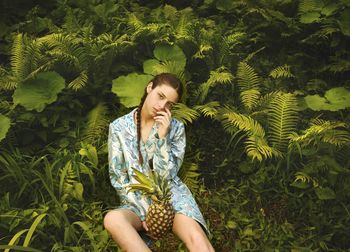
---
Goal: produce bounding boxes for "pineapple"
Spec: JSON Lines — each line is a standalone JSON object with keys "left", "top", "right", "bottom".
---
{"left": 127, "top": 168, "right": 175, "bottom": 239}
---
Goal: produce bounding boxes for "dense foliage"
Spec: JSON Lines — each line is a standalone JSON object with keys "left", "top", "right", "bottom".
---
{"left": 1, "top": 0, "right": 350, "bottom": 251}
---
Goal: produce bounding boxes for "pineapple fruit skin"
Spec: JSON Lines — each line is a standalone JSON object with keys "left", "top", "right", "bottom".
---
{"left": 146, "top": 201, "right": 175, "bottom": 239}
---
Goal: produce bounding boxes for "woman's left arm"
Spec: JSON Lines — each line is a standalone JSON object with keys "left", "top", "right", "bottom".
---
{"left": 152, "top": 122, "right": 186, "bottom": 181}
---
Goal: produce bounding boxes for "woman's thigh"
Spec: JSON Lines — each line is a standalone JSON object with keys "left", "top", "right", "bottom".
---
{"left": 172, "top": 213, "right": 209, "bottom": 246}
{"left": 104, "top": 208, "right": 143, "bottom": 231}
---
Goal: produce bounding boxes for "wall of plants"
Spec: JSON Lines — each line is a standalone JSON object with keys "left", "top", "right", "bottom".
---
{"left": 0, "top": 0, "right": 349, "bottom": 251}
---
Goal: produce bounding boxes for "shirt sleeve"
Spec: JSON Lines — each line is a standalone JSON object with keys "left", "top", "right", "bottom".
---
{"left": 108, "top": 123, "right": 147, "bottom": 221}
{"left": 152, "top": 121, "right": 186, "bottom": 181}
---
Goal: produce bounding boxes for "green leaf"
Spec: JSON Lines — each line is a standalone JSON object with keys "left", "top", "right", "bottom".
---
{"left": 13, "top": 71, "right": 65, "bottom": 112}
{"left": 143, "top": 59, "right": 161, "bottom": 75}
{"left": 0, "top": 114, "right": 11, "bottom": 142}
{"left": 300, "top": 12, "right": 321, "bottom": 23}
{"left": 315, "top": 187, "right": 336, "bottom": 200}
{"left": 338, "top": 9, "right": 350, "bottom": 36}
{"left": 324, "top": 87, "right": 350, "bottom": 108}
{"left": 72, "top": 182, "right": 84, "bottom": 201}
{"left": 112, "top": 73, "right": 153, "bottom": 108}
{"left": 153, "top": 44, "right": 186, "bottom": 69}
{"left": 304, "top": 87, "right": 350, "bottom": 111}
{"left": 216, "top": 0, "right": 235, "bottom": 11}
{"left": 290, "top": 180, "right": 310, "bottom": 189}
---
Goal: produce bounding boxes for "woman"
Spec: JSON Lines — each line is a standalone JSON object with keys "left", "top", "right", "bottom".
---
{"left": 104, "top": 73, "right": 214, "bottom": 251}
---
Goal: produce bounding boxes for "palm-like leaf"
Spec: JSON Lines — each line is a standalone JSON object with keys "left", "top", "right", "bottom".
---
{"left": 237, "top": 62, "right": 261, "bottom": 110}
{"left": 290, "top": 119, "right": 350, "bottom": 147}
{"left": 220, "top": 109, "right": 278, "bottom": 161}
{"left": 269, "top": 65, "right": 294, "bottom": 78}
{"left": 196, "top": 68, "right": 234, "bottom": 103}
{"left": 268, "top": 93, "right": 298, "bottom": 153}
{"left": 82, "top": 103, "right": 109, "bottom": 144}
{"left": 194, "top": 101, "right": 221, "bottom": 118}
{"left": 171, "top": 103, "right": 200, "bottom": 125}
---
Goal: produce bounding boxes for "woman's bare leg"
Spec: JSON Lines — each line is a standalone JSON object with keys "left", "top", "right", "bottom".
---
{"left": 172, "top": 213, "right": 215, "bottom": 252}
{"left": 104, "top": 209, "right": 151, "bottom": 252}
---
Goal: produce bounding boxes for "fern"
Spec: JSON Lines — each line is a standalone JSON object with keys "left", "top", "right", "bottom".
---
{"left": 82, "top": 103, "right": 109, "bottom": 144}
{"left": 294, "top": 171, "right": 319, "bottom": 187}
{"left": 171, "top": 103, "right": 199, "bottom": 125}
{"left": 178, "top": 159, "right": 200, "bottom": 194}
{"left": 290, "top": 119, "right": 350, "bottom": 147}
{"left": 194, "top": 101, "right": 221, "bottom": 118}
{"left": 68, "top": 70, "right": 88, "bottom": 90}
{"left": 268, "top": 93, "right": 298, "bottom": 153}
{"left": 240, "top": 89, "right": 261, "bottom": 111}
{"left": 220, "top": 109, "right": 278, "bottom": 161}
{"left": 269, "top": 65, "right": 294, "bottom": 78}
{"left": 298, "top": 0, "right": 321, "bottom": 14}
{"left": 196, "top": 68, "right": 234, "bottom": 103}
{"left": 59, "top": 160, "right": 83, "bottom": 202}
{"left": 237, "top": 62, "right": 261, "bottom": 110}
{"left": 11, "top": 33, "right": 26, "bottom": 81}
{"left": 193, "top": 44, "right": 213, "bottom": 59}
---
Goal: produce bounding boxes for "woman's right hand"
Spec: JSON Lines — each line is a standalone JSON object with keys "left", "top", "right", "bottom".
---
{"left": 142, "top": 221, "right": 149, "bottom": 232}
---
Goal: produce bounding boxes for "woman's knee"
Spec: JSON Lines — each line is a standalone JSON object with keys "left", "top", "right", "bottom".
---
{"left": 188, "top": 231, "right": 214, "bottom": 252}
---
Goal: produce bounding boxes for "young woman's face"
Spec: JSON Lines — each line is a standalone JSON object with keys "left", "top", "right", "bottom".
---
{"left": 144, "top": 83, "right": 179, "bottom": 117}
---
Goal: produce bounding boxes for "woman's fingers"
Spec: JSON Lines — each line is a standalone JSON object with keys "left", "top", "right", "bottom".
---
{"left": 142, "top": 221, "right": 149, "bottom": 231}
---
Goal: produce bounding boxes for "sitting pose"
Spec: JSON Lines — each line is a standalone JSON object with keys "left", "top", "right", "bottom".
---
{"left": 104, "top": 73, "right": 214, "bottom": 252}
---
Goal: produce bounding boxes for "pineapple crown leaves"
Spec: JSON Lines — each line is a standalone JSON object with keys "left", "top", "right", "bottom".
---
{"left": 127, "top": 168, "right": 172, "bottom": 202}
{"left": 290, "top": 118, "right": 350, "bottom": 147}
{"left": 268, "top": 93, "right": 299, "bottom": 153}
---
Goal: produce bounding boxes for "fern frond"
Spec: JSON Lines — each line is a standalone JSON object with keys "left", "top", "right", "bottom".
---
{"left": 68, "top": 70, "right": 88, "bottom": 90}
{"left": 294, "top": 171, "right": 319, "bottom": 187}
{"left": 11, "top": 33, "right": 26, "bottom": 81}
{"left": 82, "top": 103, "right": 109, "bottom": 144}
{"left": 196, "top": 68, "right": 233, "bottom": 103}
{"left": 194, "top": 101, "right": 221, "bottom": 118}
{"left": 171, "top": 103, "right": 199, "bottom": 125}
{"left": 240, "top": 89, "right": 261, "bottom": 111}
{"left": 178, "top": 159, "right": 200, "bottom": 194}
{"left": 128, "top": 13, "right": 144, "bottom": 31}
{"left": 243, "top": 47, "right": 265, "bottom": 63}
{"left": 245, "top": 135, "right": 277, "bottom": 161}
{"left": 237, "top": 62, "right": 260, "bottom": 91}
{"left": 268, "top": 93, "right": 298, "bottom": 153}
{"left": 269, "top": 65, "right": 294, "bottom": 78}
{"left": 193, "top": 44, "right": 212, "bottom": 59}
{"left": 224, "top": 32, "right": 245, "bottom": 49}
{"left": 59, "top": 160, "right": 83, "bottom": 202}
{"left": 220, "top": 109, "right": 277, "bottom": 161}
{"left": 325, "top": 59, "right": 350, "bottom": 74}
{"left": 298, "top": 0, "right": 320, "bottom": 14}
{"left": 290, "top": 119, "right": 350, "bottom": 147}
{"left": 253, "top": 91, "right": 283, "bottom": 111}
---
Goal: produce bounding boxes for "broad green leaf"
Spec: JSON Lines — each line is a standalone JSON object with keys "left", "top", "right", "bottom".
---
{"left": 112, "top": 73, "right": 153, "bottom": 108}
{"left": 216, "top": 0, "right": 235, "bottom": 11}
{"left": 324, "top": 87, "right": 350, "bottom": 109}
{"left": 315, "top": 187, "right": 336, "bottom": 200}
{"left": 300, "top": 12, "right": 321, "bottom": 23}
{"left": 153, "top": 44, "right": 186, "bottom": 69}
{"left": 143, "top": 59, "right": 161, "bottom": 75}
{"left": 13, "top": 71, "right": 65, "bottom": 112}
{"left": 0, "top": 114, "right": 11, "bottom": 142}
{"left": 304, "top": 87, "right": 350, "bottom": 111}
{"left": 338, "top": 9, "right": 350, "bottom": 36}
